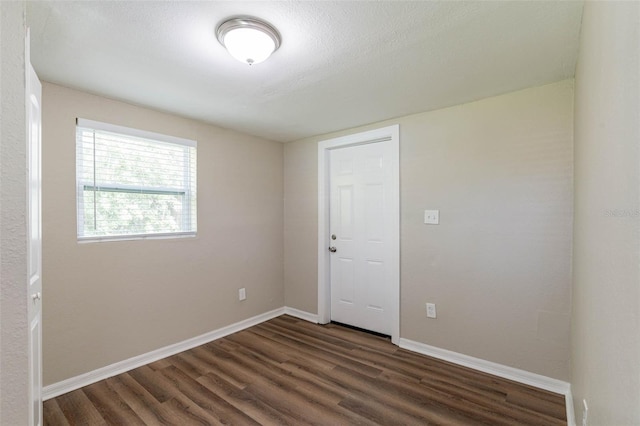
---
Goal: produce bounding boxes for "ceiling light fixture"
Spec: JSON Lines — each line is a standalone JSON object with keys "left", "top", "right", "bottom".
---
{"left": 216, "top": 17, "right": 281, "bottom": 65}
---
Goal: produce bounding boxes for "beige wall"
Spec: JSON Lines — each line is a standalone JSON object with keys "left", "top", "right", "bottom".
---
{"left": 0, "top": 2, "right": 30, "bottom": 424}
{"left": 285, "top": 80, "right": 574, "bottom": 380}
{"left": 42, "top": 83, "right": 284, "bottom": 385}
{"left": 572, "top": 1, "right": 640, "bottom": 424}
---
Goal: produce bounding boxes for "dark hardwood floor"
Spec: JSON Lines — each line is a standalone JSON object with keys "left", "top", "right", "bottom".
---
{"left": 44, "top": 315, "right": 567, "bottom": 425}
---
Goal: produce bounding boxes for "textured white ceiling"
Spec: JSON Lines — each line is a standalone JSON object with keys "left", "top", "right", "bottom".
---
{"left": 27, "top": 1, "right": 584, "bottom": 142}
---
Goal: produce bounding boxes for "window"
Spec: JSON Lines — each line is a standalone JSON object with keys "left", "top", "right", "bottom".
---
{"left": 76, "top": 118, "right": 197, "bottom": 241}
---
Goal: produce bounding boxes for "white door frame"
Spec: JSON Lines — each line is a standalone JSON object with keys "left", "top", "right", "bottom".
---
{"left": 317, "top": 124, "right": 400, "bottom": 344}
{"left": 26, "top": 28, "right": 43, "bottom": 426}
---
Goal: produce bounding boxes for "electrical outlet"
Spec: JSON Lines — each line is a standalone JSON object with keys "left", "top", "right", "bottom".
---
{"left": 582, "top": 399, "right": 588, "bottom": 426}
{"left": 239, "top": 288, "right": 246, "bottom": 301}
{"left": 426, "top": 303, "right": 437, "bottom": 318}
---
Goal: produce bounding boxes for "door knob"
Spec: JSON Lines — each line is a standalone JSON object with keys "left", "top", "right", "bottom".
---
{"left": 328, "top": 246, "right": 337, "bottom": 253}
{"left": 31, "top": 292, "right": 41, "bottom": 301}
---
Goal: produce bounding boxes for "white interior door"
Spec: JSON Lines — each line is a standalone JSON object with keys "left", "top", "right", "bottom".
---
{"left": 27, "top": 54, "right": 43, "bottom": 426}
{"left": 329, "top": 142, "right": 393, "bottom": 335}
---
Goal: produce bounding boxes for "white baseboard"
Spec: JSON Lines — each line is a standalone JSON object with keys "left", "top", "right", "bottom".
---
{"left": 283, "top": 306, "right": 319, "bottom": 323}
{"left": 398, "top": 338, "right": 571, "bottom": 395}
{"left": 43, "top": 307, "right": 285, "bottom": 400}
{"left": 399, "top": 338, "right": 575, "bottom": 423}
{"left": 565, "top": 387, "right": 576, "bottom": 426}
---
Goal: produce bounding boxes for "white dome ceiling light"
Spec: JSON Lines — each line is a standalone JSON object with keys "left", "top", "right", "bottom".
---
{"left": 216, "top": 17, "right": 281, "bottom": 65}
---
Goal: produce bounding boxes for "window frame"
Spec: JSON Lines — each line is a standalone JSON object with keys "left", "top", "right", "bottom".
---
{"left": 76, "top": 118, "right": 197, "bottom": 242}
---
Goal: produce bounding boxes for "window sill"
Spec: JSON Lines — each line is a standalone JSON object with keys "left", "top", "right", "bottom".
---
{"left": 77, "top": 232, "right": 196, "bottom": 244}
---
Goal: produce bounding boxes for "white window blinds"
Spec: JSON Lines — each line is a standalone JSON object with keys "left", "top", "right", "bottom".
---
{"left": 76, "top": 118, "right": 197, "bottom": 241}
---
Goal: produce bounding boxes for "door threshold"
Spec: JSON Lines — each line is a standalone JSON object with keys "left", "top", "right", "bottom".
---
{"left": 329, "top": 321, "right": 391, "bottom": 340}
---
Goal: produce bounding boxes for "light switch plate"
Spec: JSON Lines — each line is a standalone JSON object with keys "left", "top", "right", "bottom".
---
{"left": 424, "top": 210, "right": 439, "bottom": 224}
{"left": 426, "top": 303, "right": 437, "bottom": 318}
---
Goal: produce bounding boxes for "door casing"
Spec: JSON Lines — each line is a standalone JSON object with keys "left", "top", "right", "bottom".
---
{"left": 317, "top": 125, "right": 400, "bottom": 344}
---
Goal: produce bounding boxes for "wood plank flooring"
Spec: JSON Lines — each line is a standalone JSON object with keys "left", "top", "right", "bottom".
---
{"left": 44, "top": 315, "right": 567, "bottom": 425}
